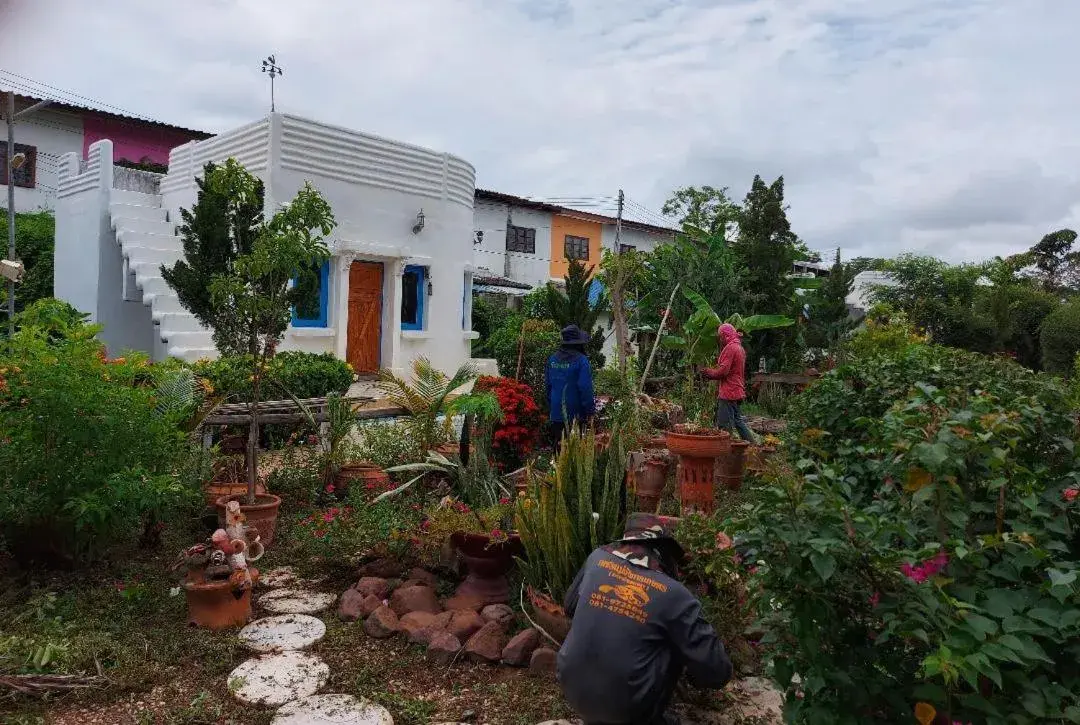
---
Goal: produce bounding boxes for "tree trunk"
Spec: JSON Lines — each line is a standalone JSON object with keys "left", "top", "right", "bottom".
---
{"left": 247, "top": 370, "right": 261, "bottom": 505}
{"left": 611, "top": 277, "right": 630, "bottom": 374}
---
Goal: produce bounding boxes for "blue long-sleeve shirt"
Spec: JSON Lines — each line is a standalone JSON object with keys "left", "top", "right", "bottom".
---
{"left": 545, "top": 348, "right": 595, "bottom": 424}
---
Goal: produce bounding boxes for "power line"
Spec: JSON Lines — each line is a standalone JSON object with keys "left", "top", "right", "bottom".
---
{"left": 0, "top": 69, "right": 157, "bottom": 123}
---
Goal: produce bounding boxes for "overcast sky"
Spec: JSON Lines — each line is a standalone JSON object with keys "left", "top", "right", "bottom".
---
{"left": 2, "top": 0, "right": 1076, "bottom": 262}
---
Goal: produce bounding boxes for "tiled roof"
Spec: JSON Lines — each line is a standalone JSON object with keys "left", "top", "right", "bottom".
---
{"left": 475, "top": 188, "right": 677, "bottom": 236}
{"left": 11, "top": 93, "right": 212, "bottom": 139}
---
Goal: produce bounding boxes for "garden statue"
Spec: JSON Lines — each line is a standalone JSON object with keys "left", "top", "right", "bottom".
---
{"left": 174, "top": 525, "right": 264, "bottom": 629}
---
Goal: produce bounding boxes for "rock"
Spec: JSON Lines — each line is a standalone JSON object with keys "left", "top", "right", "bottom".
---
{"left": 481, "top": 603, "right": 514, "bottom": 627}
{"left": 357, "top": 557, "right": 405, "bottom": 579}
{"left": 464, "top": 621, "right": 507, "bottom": 664}
{"left": 529, "top": 647, "right": 558, "bottom": 678}
{"left": 398, "top": 578, "right": 431, "bottom": 591}
{"left": 443, "top": 594, "right": 485, "bottom": 611}
{"left": 359, "top": 594, "right": 385, "bottom": 618}
{"left": 239, "top": 614, "right": 326, "bottom": 652}
{"left": 446, "top": 609, "right": 485, "bottom": 642}
{"left": 534, "top": 720, "right": 583, "bottom": 725}
{"left": 408, "top": 567, "right": 440, "bottom": 587}
{"left": 259, "top": 589, "right": 337, "bottom": 615}
{"left": 399, "top": 611, "right": 452, "bottom": 645}
{"left": 390, "top": 584, "right": 442, "bottom": 616}
{"left": 460, "top": 710, "right": 477, "bottom": 721}
{"left": 501, "top": 628, "right": 541, "bottom": 666}
{"left": 426, "top": 631, "right": 462, "bottom": 666}
{"left": 271, "top": 694, "right": 393, "bottom": 724}
{"left": 228, "top": 651, "right": 329, "bottom": 706}
{"left": 354, "top": 576, "right": 391, "bottom": 599}
{"left": 338, "top": 588, "right": 366, "bottom": 622}
{"left": 363, "top": 605, "right": 399, "bottom": 639}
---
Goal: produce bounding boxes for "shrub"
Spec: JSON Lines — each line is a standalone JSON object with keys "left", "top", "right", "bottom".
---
{"left": 264, "top": 444, "right": 324, "bottom": 512}
{"left": 742, "top": 343, "right": 1080, "bottom": 724}
{"left": 471, "top": 296, "right": 512, "bottom": 356}
{"left": 352, "top": 420, "right": 422, "bottom": 471}
{"left": 0, "top": 303, "right": 198, "bottom": 563}
{"left": 192, "top": 351, "right": 353, "bottom": 402}
{"left": 487, "top": 315, "right": 559, "bottom": 408}
{"left": 1040, "top": 299, "right": 1080, "bottom": 374}
{"left": 844, "top": 305, "right": 927, "bottom": 360}
{"left": 291, "top": 498, "right": 421, "bottom": 570}
{"left": 474, "top": 376, "right": 541, "bottom": 471}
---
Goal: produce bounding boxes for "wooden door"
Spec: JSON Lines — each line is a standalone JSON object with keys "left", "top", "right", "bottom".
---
{"left": 346, "top": 262, "right": 383, "bottom": 375}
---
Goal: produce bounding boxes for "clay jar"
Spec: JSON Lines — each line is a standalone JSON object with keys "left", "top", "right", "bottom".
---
{"left": 215, "top": 493, "right": 282, "bottom": 548}
{"left": 527, "top": 587, "right": 570, "bottom": 644}
{"left": 450, "top": 532, "right": 523, "bottom": 605}
{"left": 184, "top": 567, "right": 259, "bottom": 630}
{"left": 634, "top": 455, "right": 670, "bottom": 514}
{"left": 333, "top": 462, "right": 389, "bottom": 498}
{"left": 666, "top": 426, "right": 730, "bottom": 515}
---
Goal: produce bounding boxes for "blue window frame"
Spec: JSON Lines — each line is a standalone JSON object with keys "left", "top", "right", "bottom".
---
{"left": 291, "top": 260, "right": 330, "bottom": 327}
{"left": 401, "top": 265, "right": 426, "bottom": 331}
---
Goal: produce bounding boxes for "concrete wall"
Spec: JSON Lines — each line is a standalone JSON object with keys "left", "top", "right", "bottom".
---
{"left": 550, "top": 214, "right": 603, "bottom": 279}
{"left": 1, "top": 105, "right": 84, "bottom": 212}
{"left": 472, "top": 199, "right": 552, "bottom": 288}
{"left": 600, "top": 223, "right": 673, "bottom": 254}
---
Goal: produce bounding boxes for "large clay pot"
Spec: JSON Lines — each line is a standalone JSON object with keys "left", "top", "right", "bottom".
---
{"left": 450, "top": 532, "right": 523, "bottom": 605}
{"left": 666, "top": 428, "right": 730, "bottom": 515}
{"left": 745, "top": 444, "right": 777, "bottom": 473}
{"left": 634, "top": 456, "right": 670, "bottom": 514}
{"left": 334, "top": 462, "right": 389, "bottom": 497}
{"left": 508, "top": 467, "right": 530, "bottom": 496}
{"left": 215, "top": 493, "right": 282, "bottom": 547}
{"left": 717, "top": 441, "right": 749, "bottom": 491}
{"left": 527, "top": 587, "right": 571, "bottom": 644}
{"left": 184, "top": 568, "right": 259, "bottom": 630}
{"left": 203, "top": 481, "right": 266, "bottom": 508}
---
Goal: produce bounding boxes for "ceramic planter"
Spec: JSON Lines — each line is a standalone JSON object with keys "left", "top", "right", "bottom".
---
{"left": 717, "top": 440, "right": 750, "bottom": 491}
{"left": 527, "top": 586, "right": 571, "bottom": 644}
{"left": 450, "top": 532, "right": 523, "bottom": 605}
{"left": 184, "top": 568, "right": 259, "bottom": 630}
{"left": 203, "top": 481, "right": 266, "bottom": 508}
{"left": 666, "top": 427, "right": 730, "bottom": 515}
{"left": 333, "top": 462, "right": 389, "bottom": 498}
{"left": 633, "top": 455, "right": 670, "bottom": 514}
{"left": 215, "top": 493, "right": 282, "bottom": 548}
{"left": 745, "top": 444, "right": 778, "bottom": 473}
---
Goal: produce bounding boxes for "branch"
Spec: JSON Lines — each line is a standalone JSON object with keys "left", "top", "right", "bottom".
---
{"left": 639, "top": 283, "right": 680, "bottom": 396}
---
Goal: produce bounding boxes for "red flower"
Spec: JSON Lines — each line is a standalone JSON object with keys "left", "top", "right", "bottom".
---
{"left": 869, "top": 591, "right": 880, "bottom": 608}
{"left": 325, "top": 483, "right": 336, "bottom": 493}
{"left": 1064, "top": 488, "right": 1079, "bottom": 502}
{"left": 499, "top": 497, "right": 511, "bottom": 505}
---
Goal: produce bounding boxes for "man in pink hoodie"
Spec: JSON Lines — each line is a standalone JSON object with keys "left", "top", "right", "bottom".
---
{"left": 700, "top": 323, "right": 756, "bottom": 443}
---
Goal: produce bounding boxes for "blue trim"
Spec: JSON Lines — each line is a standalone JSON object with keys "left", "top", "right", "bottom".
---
{"left": 292, "top": 260, "right": 330, "bottom": 327}
{"left": 402, "top": 265, "right": 425, "bottom": 331}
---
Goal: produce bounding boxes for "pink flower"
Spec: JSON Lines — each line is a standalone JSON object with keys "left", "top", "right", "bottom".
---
{"left": 325, "top": 483, "right": 335, "bottom": 494}
{"left": 714, "top": 531, "right": 733, "bottom": 551}
{"left": 901, "top": 551, "right": 948, "bottom": 584}
{"left": 869, "top": 591, "right": 880, "bottom": 608}
{"left": 1064, "top": 488, "right": 1079, "bottom": 502}
{"left": 499, "top": 497, "right": 511, "bottom": 505}
{"left": 307, "top": 434, "right": 319, "bottom": 445}
{"left": 322, "top": 512, "right": 334, "bottom": 523}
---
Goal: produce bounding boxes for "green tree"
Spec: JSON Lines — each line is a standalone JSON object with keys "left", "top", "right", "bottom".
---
{"left": 661, "top": 185, "right": 740, "bottom": 238}
{"left": 1040, "top": 298, "right": 1080, "bottom": 374}
{"left": 544, "top": 259, "right": 606, "bottom": 367}
{"left": 734, "top": 175, "right": 798, "bottom": 315}
{"left": 807, "top": 249, "right": 854, "bottom": 349}
{"left": 205, "top": 159, "right": 336, "bottom": 502}
{"left": 846, "top": 255, "right": 887, "bottom": 277}
{"left": 0, "top": 210, "right": 54, "bottom": 317}
{"left": 1026, "top": 228, "right": 1079, "bottom": 292}
{"left": 161, "top": 161, "right": 265, "bottom": 356}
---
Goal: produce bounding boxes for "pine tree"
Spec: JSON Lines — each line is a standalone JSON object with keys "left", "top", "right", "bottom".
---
{"left": 544, "top": 259, "right": 607, "bottom": 367}
{"left": 735, "top": 175, "right": 798, "bottom": 315}
{"left": 808, "top": 250, "right": 854, "bottom": 349}
{"left": 161, "top": 162, "right": 265, "bottom": 356}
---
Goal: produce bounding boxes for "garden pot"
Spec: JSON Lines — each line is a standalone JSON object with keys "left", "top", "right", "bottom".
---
{"left": 450, "top": 531, "right": 523, "bottom": 605}
{"left": 508, "top": 467, "right": 530, "bottom": 496}
{"left": 644, "top": 436, "right": 668, "bottom": 451}
{"left": 717, "top": 441, "right": 749, "bottom": 491}
{"left": 203, "top": 481, "right": 266, "bottom": 508}
{"left": 527, "top": 587, "right": 571, "bottom": 644}
{"left": 184, "top": 568, "right": 259, "bottom": 630}
{"left": 666, "top": 428, "right": 730, "bottom": 515}
{"left": 215, "top": 494, "right": 282, "bottom": 548}
{"left": 434, "top": 442, "right": 475, "bottom": 459}
{"left": 634, "top": 456, "right": 670, "bottom": 514}
{"left": 594, "top": 432, "right": 612, "bottom": 452}
{"left": 334, "top": 462, "right": 389, "bottom": 497}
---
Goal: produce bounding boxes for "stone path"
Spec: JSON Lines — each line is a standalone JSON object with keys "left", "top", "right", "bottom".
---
{"left": 229, "top": 567, "right": 394, "bottom": 723}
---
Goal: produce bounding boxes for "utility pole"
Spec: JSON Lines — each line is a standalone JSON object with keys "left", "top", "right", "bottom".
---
{"left": 503, "top": 205, "right": 512, "bottom": 278}
{"left": 611, "top": 189, "right": 632, "bottom": 372}
{"left": 5, "top": 90, "right": 51, "bottom": 337}
{"left": 615, "top": 189, "right": 624, "bottom": 252}
{"left": 261, "top": 55, "right": 283, "bottom": 112}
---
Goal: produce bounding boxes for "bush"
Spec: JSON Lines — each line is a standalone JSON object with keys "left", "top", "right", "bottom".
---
{"left": 471, "top": 296, "right": 513, "bottom": 356}
{"left": 352, "top": 420, "right": 422, "bottom": 471}
{"left": 291, "top": 497, "right": 421, "bottom": 570}
{"left": 474, "top": 376, "right": 541, "bottom": 471}
{"left": 192, "top": 351, "right": 353, "bottom": 402}
{"left": 0, "top": 303, "right": 198, "bottom": 563}
{"left": 264, "top": 444, "right": 324, "bottom": 513}
{"left": 487, "top": 315, "right": 559, "bottom": 409}
{"left": 1040, "top": 299, "right": 1080, "bottom": 373}
{"left": 741, "top": 343, "right": 1080, "bottom": 723}
{"left": 844, "top": 306, "right": 927, "bottom": 360}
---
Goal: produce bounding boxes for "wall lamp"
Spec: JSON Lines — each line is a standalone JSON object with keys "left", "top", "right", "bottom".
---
{"left": 412, "top": 209, "right": 425, "bottom": 234}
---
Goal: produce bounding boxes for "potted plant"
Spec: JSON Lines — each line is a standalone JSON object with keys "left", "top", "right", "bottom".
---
{"left": 421, "top": 497, "right": 520, "bottom": 604}
{"left": 197, "top": 159, "right": 336, "bottom": 547}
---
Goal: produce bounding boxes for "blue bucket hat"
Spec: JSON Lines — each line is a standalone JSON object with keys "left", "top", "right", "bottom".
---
{"left": 560, "top": 324, "right": 591, "bottom": 346}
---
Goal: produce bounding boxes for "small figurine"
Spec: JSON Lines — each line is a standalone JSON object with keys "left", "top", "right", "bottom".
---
{"left": 224, "top": 500, "right": 265, "bottom": 562}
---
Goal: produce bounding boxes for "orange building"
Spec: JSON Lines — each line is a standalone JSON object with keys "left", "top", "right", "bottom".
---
{"left": 549, "top": 212, "right": 605, "bottom": 279}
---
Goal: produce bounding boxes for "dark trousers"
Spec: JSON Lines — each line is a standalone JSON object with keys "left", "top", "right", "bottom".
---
{"left": 581, "top": 670, "right": 681, "bottom": 725}
{"left": 716, "top": 399, "right": 756, "bottom": 443}
{"left": 548, "top": 421, "right": 565, "bottom": 452}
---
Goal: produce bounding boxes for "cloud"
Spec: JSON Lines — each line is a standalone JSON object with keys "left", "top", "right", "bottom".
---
{"left": 1, "top": 0, "right": 1076, "bottom": 262}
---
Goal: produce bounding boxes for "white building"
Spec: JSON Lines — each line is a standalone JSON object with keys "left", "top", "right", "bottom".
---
{"left": 53, "top": 113, "right": 491, "bottom": 378}
{"left": 846, "top": 270, "right": 898, "bottom": 314}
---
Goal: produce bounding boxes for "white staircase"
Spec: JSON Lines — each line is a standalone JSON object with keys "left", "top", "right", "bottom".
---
{"left": 109, "top": 188, "right": 217, "bottom": 362}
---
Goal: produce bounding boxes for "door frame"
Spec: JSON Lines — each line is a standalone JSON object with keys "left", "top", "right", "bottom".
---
{"left": 343, "top": 259, "right": 385, "bottom": 374}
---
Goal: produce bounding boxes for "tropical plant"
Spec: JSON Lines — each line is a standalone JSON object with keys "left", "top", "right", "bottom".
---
{"left": 376, "top": 357, "right": 478, "bottom": 454}
{"left": 743, "top": 342, "right": 1080, "bottom": 723}
{"left": 545, "top": 259, "right": 607, "bottom": 367}
{"left": 0, "top": 210, "right": 54, "bottom": 317}
{"left": 515, "top": 426, "right": 625, "bottom": 601}
{"left": 202, "top": 158, "right": 336, "bottom": 504}
{"left": 162, "top": 161, "right": 266, "bottom": 356}
{"left": 662, "top": 289, "right": 794, "bottom": 367}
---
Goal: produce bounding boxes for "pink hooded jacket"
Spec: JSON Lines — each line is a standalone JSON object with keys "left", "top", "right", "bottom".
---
{"left": 701, "top": 323, "right": 746, "bottom": 401}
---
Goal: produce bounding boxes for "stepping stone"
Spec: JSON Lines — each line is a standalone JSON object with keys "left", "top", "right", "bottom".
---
{"left": 239, "top": 614, "right": 326, "bottom": 652}
{"left": 261, "top": 567, "right": 302, "bottom": 588}
{"left": 228, "top": 651, "right": 330, "bottom": 706}
{"left": 261, "top": 589, "right": 337, "bottom": 614}
{"left": 273, "top": 694, "right": 394, "bottom": 724}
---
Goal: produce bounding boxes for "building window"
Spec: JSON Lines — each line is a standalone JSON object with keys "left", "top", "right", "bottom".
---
{"left": 0, "top": 143, "right": 37, "bottom": 189}
{"left": 564, "top": 234, "right": 590, "bottom": 261}
{"left": 291, "top": 260, "right": 330, "bottom": 327}
{"left": 619, "top": 244, "right": 637, "bottom": 254}
{"left": 401, "top": 264, "right": 426, "bottom": 331}
{"left": 506, "top": 225, "right": 536, "bottom": 254}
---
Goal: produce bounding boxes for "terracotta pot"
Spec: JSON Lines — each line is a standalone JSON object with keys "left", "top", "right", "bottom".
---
{"left": 527, "top": 587, "right": 571, "bottom": 644}
{"left": 665, "top": 428, "right": 730, "bottom": 459}
{"left": 215, "top": 494, "right": 282, "bottom": 548}
{"left": 508, "top": 467, "right": 530, "bottom": 496}
{"left": 450, "top": 531, "right": 523, "bottom": 605}
{"left": 334, "top": 462, "right": 389, "bottom": 497}
{"left": 184, "top": 567, "right": 259, "bottom": 630}
{"left": 595, "top": 432, "right": 612, "bottom": 451}
{"left": 634, "top": 457, "right": 670, "bottom": 514}
{"left": 434, "top": 443, "right": 474, "bottom": 458}
{"left": 203, "top": 481, "right": 266, "bottom": 508}
{"left": 644, "top": 436, "right": 668, "bottom": 451}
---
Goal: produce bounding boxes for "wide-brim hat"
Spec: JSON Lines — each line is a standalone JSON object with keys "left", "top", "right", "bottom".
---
{"left": 617, "top": 513, "right": 686, "bottom": 562}
{"left": 560, "top": 324, "right": 591, "bottom": 345}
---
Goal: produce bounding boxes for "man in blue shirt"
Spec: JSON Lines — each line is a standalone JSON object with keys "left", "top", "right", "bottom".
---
{"left": 545, "top": 324, "right": 596, "bottom": 449}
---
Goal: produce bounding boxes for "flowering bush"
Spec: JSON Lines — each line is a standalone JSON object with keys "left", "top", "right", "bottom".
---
{"left": 475, "top": 376, "right": 541, "bottom": 471}
{"left": 739, "top": 344, "right": 1080, "bottom": 724}
{"left": 415, "top": 497, "right": 515, "bottom": 564}
{"left": 292, "top": 500, "right": 421, "bottom": 568}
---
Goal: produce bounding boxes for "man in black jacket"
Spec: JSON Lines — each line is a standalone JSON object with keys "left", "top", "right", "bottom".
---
{"left": 557, "top": 514, "right": 733, "bottom": 725}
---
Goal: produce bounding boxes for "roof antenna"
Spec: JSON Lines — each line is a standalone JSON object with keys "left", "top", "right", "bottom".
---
{"left": 261, "top": 55, "right": 283, "bottom": 112}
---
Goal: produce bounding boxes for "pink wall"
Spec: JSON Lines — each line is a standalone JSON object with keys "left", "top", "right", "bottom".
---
{"left": 82, "top": 113, "right": 206, "bottom": 166}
